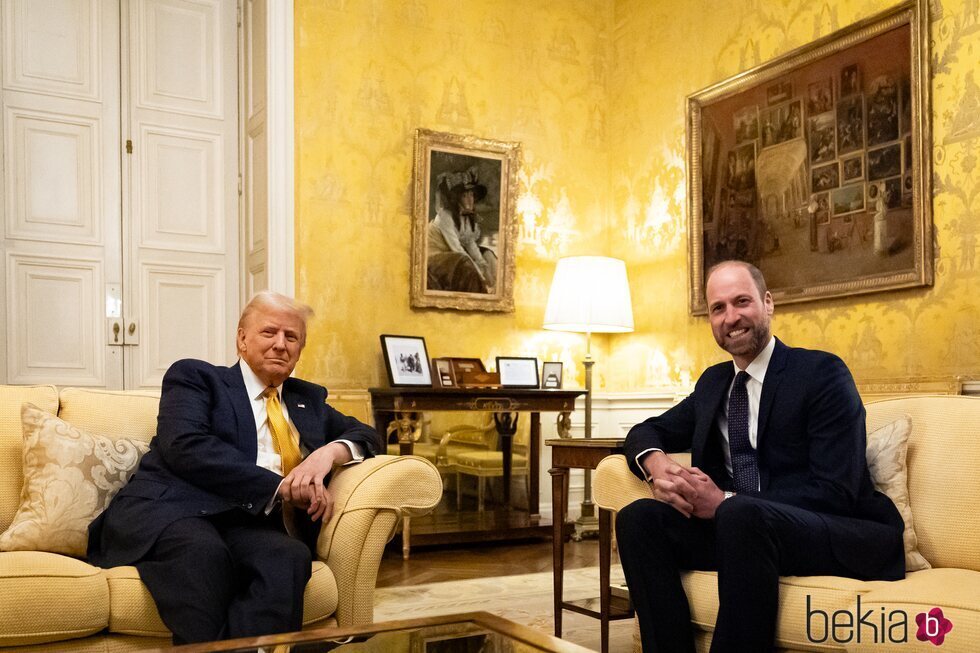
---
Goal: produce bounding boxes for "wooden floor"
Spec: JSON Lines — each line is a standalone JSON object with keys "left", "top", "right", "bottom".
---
{"left": 377, "top": 536, "right": 602, "bottom": 587}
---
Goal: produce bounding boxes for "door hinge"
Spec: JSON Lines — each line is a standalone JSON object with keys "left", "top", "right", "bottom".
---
{"left": 238, "top": 173, "right": 243, "bottom": 196}
{"left": 125, "top": 139, "right": 133, "bottom": 154}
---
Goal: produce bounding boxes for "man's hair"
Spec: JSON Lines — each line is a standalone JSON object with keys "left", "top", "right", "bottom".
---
{"left": 237, "top": 291, "right": 315, "bottom": 334}
{"left": 705, "top": 260, "right": 768, "bottom": 297}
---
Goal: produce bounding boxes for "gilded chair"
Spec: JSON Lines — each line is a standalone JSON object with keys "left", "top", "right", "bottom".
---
{"left": 454, "top": 414, "right": 530, "bottom": 512}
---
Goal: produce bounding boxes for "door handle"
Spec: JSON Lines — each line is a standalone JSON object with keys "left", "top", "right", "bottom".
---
{"left": 107, "top": 319, "right": 124, "bottom": 346}
{"left": 124, "top": 321, "right": 140, "bottom": 345}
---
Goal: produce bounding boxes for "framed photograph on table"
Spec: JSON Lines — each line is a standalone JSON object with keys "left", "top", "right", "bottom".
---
{"left": 686, "top": 0, "right": 932, "bottom": 314}
{"left": 431, "top": 357, "right": 455, "bottom": 387}
{"left": 496, "top": 357, "right": 539, "bottom": 388}
{"left": 541, "top": 362, "right": 563, "bottom": 389}
{"left": 380, "top": 335, "right": 432, "bottom": 387}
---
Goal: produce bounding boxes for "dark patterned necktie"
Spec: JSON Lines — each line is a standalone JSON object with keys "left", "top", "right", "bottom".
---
{"left": 729, "top": 371, "right": 759, "bottom": 493}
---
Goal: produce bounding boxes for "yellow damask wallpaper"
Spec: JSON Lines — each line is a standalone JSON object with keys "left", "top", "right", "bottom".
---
{"left": 293, "top": 0, "right": 615, "bottom": 390}
{"left": 605, "top": 0, "right": 980, "bottom": 394}
{"left": 295, "top": 0, "right": 980, "bottom": 394}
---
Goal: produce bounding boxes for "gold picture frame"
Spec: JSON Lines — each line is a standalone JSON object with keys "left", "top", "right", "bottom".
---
{"left": 411, "top": 129, "right": 522, "bottom": 312}
{"left": 686, "top": 0, "right": 932, "bottom": 314}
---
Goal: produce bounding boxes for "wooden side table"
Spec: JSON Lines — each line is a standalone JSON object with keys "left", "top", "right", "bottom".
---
{"left": 546, "top": 437, "right": 633, "bottom": 653}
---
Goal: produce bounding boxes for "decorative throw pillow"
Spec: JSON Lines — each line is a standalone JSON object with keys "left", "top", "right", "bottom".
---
{"left": 0, "top": 404, "right": 149, "bottom": 558}
{"left": 865, "top": 414, "right": 931, "bottom": 572}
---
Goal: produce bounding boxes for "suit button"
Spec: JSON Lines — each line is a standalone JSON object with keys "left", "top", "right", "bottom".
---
{"left": 244, "top": 503, "right": 253, "bottom": 510}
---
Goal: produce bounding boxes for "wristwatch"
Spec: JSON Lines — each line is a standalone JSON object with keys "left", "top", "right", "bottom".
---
{"left": 723, "top": 491, "right": 736, "bottom": 500}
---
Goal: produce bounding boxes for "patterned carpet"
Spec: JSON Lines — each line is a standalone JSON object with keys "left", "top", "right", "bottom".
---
{"left": 374, "top": 565, "right": 635, "bottom": 652}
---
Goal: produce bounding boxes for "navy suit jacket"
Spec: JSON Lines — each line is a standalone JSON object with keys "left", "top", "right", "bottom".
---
{"left": 624, "top": 339, "right": 905, "bottom": 581}
{"left": 87, "top": 358, "right": 380, "bottom": 568}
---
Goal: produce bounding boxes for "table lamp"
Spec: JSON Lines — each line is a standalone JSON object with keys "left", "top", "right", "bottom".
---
{"left": 543, "top": 256, "right": 634, "bottom": 534}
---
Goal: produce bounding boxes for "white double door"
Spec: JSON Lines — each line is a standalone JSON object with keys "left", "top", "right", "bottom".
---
{"left": 1, "top": 0, "right": 241, "bottom": 389}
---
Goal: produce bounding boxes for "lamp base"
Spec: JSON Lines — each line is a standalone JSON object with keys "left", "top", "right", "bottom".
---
{"left": 571, "top": 500, "right": 599, "bottom": 541}
{"left": 572, "top": 515, "right": 600, "bottom": 540}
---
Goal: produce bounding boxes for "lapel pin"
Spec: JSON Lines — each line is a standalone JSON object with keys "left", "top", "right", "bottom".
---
{"left": 297, "top": 403, "right": 306, "bottom": 408}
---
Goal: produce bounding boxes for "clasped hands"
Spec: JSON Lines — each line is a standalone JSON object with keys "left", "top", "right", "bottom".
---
{"left": 644, "top": 451, "right": 726, "bottom": 519}
{"left": 277, "top": 442, "right": 352, "bottom": 522}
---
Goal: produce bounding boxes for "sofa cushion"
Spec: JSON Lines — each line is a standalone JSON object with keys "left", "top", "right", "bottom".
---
{"left": 865, "top": 415, "right": 930, "bottom": 572}
{"left": 0, "top": 385, "right": 59, "bottom": 531}
{"left": 849, "top": 568, "right": 980, "bottom": 652}
{"left": 0, "top": 550, "right": 108, "bottom": 646}
{"left": 57, "top": 387, "right": 160, "bottom": 444}
{"left": 104, "top": 560, "right": 339, "bottom": 636}
{"left": 683, "top": 570, "right": 867, "bottom": 651}
{"left": 865, "top": 396, "right": 980, "bottom": 572}
{"left": 0, "top": 405, "right": 149, "bottom": 557}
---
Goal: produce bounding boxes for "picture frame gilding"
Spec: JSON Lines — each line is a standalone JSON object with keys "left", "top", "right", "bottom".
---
{"left": 686, "top": 0, "right": 932, "bottom": 314}
{"left": 380, "top": 335, "right": 432, "bottom": 387}
{"left": 411, "top": 129, "right": 522, "bottom": 312}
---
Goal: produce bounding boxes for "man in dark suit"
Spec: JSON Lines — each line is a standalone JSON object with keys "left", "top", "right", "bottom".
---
{"left": 88, "top": 291, "right": 380, "bottom": 644}
{"left": 617, "top": 261, "right": 904, "bottom": 653}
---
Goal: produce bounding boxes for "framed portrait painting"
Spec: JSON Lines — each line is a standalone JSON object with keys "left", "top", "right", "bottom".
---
{"left": 410, "top": 129, "right": 522, "bottom": 312}
{"left": 686, "top": 0, "right": 932, "bottom": 314}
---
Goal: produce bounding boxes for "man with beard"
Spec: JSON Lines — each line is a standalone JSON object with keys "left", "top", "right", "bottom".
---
{"left": 616, "top": 261, "right": 904, "bottom": 653}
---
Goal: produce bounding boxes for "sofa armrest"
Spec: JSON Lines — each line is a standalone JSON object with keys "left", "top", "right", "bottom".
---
{"left": 316, "top": 455, "right": 442, "bottom": 625}
{"left": 593, "top": 453, "right": 693, "bottom": 513}
{"left": 592, "top": 455, "right": 651, "bottom": 513}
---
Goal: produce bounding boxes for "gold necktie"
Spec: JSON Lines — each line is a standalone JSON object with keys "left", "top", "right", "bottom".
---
{"left": 264, "top": 387, "right": 302, "bottom": 475}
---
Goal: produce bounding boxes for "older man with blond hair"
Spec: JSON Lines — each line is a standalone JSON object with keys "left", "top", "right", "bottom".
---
{"left": 88, "top": 291, "right": 379, "bottom": 644}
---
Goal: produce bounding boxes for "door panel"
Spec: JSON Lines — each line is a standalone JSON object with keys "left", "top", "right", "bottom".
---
{"left": 3, "top": 102, "right": 101, "bottom": 242}
{"left": 135, "top": 0, "right": 223, "bottom": 118}
{"left": 1, "top": 0, "right": 239, "bottom": 389}
{"left": 6, "top": 253, "right": 103, "bottom": 384}
{"left": 1, "top": 0, "right": 121, "bottom": 387}
{"left": 124, "top": 0, "right": 239, "bottom": 388}
{"left": 242, "top": 0, "right": 267, "bottom": 299}
{"left": 139, "top": 262, "right": 225, "bottom": 387}
{"left": 138, "top": 124, "right": 225, "bottom": 252}
{"left": 1, "top": 0, "right": 101, "bottom": 101}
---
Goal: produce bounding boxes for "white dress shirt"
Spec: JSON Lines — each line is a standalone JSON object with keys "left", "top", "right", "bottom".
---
{"left": 635, "top": 336, "right": 775, "bottom": 490}
{"left": 239, "top": 360, "right": 364, "bottom": 475}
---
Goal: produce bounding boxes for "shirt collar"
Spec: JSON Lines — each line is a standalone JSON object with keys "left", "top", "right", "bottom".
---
{"left": 733, "top": 335, "right": 776, "bottom": 384}
{"left": 239, "top": 359, "right": 281, "bottom": 400}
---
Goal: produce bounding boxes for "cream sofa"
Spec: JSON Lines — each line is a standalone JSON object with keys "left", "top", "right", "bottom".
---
{"left": 0, "top": 385, "right": 443, "bottom": 652}
{"left": 593, "top": 395, "right": 980, "bottom": 652}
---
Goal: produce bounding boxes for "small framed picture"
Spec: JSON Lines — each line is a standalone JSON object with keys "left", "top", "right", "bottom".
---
{"left": 380, "top": 335, "right": 432, "bottom": 387}
{"left": 496, "top": 356, "right": 539, "bottom": 388}
{"left": 541, "top": 361, "right": 563, "bottom": 389}
{"left": 431, "top": 357, "right": 455, "bottom": 387}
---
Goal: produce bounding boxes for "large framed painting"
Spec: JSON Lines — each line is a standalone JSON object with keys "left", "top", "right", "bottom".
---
{"left": 686, "top": 0, "right": 932, "bottom": 314}
{"left": 410, "top": 129, "right": 522, "bottom": 312}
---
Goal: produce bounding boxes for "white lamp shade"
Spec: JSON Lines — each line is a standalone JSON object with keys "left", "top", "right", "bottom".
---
{"left": 543, "top": 256, "right": 634, "bottom": 334}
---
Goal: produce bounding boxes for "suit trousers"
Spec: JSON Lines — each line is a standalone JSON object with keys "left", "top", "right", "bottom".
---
{"left": 616, "top": 495, "right": 855, "bottom": 653}
{"left": 135, "top": 509, "right": 313, "bottom": 644}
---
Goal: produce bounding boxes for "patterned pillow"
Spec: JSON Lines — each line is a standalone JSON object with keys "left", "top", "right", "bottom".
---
{"left": 865, "top": 414, "right": 931, "bottom": 572}
{"left": 0, "top": 404, "right": 149, "bottom": 558}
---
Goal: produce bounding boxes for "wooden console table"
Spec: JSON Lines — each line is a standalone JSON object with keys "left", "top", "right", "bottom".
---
{"left": 370, "top": 387, "right": 586, "bottom": 555}
{"left": 546, "top": 437, "right": 633, "bottom": 653}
